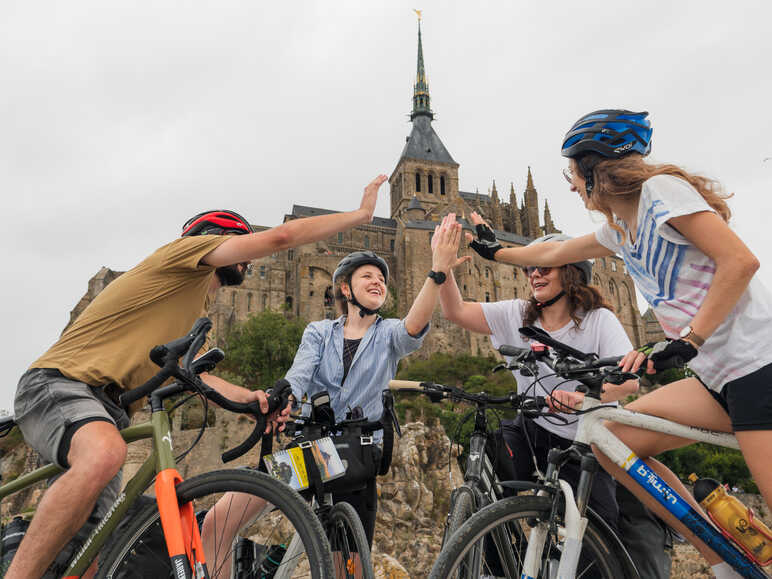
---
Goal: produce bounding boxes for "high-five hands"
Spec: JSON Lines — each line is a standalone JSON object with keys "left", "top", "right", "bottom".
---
{"left": 360, "top": 175, "right": 388, "bottom": 222}
{"left": 431, "top": 213, "right": 472, "bottom": 272}
{"left": 465, "top": 211, "right": 502, "bottom": 261}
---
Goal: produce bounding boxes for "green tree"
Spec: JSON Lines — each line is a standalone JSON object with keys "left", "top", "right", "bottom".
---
{"left": 218, "top": 311, "right": 307, "bottom": 388}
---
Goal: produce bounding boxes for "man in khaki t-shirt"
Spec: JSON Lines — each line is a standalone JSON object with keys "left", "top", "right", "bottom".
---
{"left": 9, "top": 175, "right": 387, "bottom": 579}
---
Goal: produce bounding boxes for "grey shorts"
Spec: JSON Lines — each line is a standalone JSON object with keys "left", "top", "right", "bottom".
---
{"left": 14, "top": 367, "right": 130, "bottom": 568}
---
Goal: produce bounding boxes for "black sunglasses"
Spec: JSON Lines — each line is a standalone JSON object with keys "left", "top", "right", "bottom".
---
{"left": 523, "top": 266, "right": 553, "bottom": 277}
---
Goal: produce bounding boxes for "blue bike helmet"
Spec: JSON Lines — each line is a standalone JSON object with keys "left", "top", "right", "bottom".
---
{"left": 562, "top": 110, "right": 653, "bottom": 159}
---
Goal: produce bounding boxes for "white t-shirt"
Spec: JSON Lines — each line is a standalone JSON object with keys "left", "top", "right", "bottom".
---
{"left": 595, "top": 174, "right": 772, "bottom": 391}
{"left": 481, "top": 299, "right": 632, "bottom": 440}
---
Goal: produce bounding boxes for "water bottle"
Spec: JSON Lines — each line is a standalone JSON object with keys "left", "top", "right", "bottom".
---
{"left": 689, "top": 473, "right": 772, "bottom": 565}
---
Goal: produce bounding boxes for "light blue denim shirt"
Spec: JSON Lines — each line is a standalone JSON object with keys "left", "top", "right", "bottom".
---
{"left": 285, "top": 315, "right": 429, "bottom": 439}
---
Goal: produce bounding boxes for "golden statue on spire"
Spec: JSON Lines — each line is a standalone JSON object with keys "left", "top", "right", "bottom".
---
{"left": 414, "top": 9, "right": 422, "bottom": 21}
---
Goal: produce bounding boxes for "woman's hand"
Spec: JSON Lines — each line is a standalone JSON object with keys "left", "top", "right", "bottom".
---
{"left": 359, "top": 174, "right": 388, "bottom": 223}
{"left": 464, "top": 211, "right": 502, "bottom": 261}
{"left": 619, "top": 348, "right": 655, "bottom": 375}
{"left": 248, "top": 390, "right": 292, "bottom": 433}
{"left": 547, "top": 390, "right": 585, "bottom": 413}
{"left": 432, "top": 213, "right": 472, "bottom": 272}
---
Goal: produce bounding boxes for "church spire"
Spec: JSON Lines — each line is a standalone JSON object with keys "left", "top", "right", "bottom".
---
{"left": 411, "top": 13, "right": 433, "bottom": 121}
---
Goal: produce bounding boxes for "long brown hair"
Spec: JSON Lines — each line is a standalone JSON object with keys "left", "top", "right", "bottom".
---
{"left": 579, "top": 153, "right": 732, "bottom": 236}
{"left": 523, "top": 264, "right": 613, "bottom": 328}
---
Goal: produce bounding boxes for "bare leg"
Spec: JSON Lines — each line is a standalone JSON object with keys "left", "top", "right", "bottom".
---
{"left": 593, "top": 377, "right": 733, "bottom": 566}
{"left": 5, "top": 421, "right": 126, "bottom": 579}
{"left": 201, "top": 491, "right": 268, "bottom": 579}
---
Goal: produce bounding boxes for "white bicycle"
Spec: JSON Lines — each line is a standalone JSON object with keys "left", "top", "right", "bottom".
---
{"left": 429, "top": 325, "right": 767, "bottom": 579}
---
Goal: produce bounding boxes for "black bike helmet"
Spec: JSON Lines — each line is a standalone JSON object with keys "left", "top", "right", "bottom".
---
{"left": 561, "top": 110, "right": 653, "bottom": 159}
{"left": 332, "top": 251, "right": 389, "bottom": 285}
{"left": 333, "top": 251, "right": 389, "bottom": 317}
{"left": 181, "top": 210, "right": 253, "bottom": 237}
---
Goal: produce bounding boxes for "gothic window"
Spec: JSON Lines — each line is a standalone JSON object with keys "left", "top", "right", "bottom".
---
{"left": 337, "top": 232, "right": 343, "bottom": 243}
{"left": 285, "top": 296, "right": 293, "bottom": 310}
{"left": 390, "top": 239, "right": 395, "bottom": 251}
{"left": 309, "top": 268, "right": 314, "bottom": 280}
{"left": 324, "top": 286, "right": 334, "bottom": 307}
{"left": 463, "top": 284, "right": 467, "bottom": 292}
{"left": 231, "top": 292, "right": 236, "bottom": 306}
{"left": 608, "top": 281, "right": 616, "bottom": 296}
{"left": 428, "top": 174, "right": 434, "bottom": 194}
{"left": 288, "top": 249, "right": 294, "bottom": 261}
{"left": 513, "top": 288, "right": 518, "bottom": 298}
{"left": 513, "top": 267, "right": 518, "bottom": 279}
{"left": 262, "top": 294, "right": 267, "bottom": 309}
{"left": 415, "top": 172, "right": 421, "bottom": 192}
{"left": 259, "top": 265, "right": 266, "bottom": 279}
{"left": 440, "top": 175, "right": 446, "bottom": 195}
{"left": 485, "top": 268, "right": 490, "bottom": 279}
{"left": 599, "top": 258, "right": 605, "bottom": 269}
{"left": 248, "top": 293, "right": 253, "bottom": 311}
{"left": 364, "top": 236, "right": 370, "bottom": 249}
{"left": 485, "top": 292, "right": 491, "bottom": 302}
{"left": 593, "top": 274, "right": 601, "bottom": 287}
{"left": 309, "top": 290, "right": 314, "bottom": 297}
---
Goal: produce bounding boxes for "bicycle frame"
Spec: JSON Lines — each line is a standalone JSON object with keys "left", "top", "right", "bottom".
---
{"left": 0, "top": 409, "right": 199, "bottom": 579}
{"left": 524, "top": 395, "right": 766, "bottom": 579}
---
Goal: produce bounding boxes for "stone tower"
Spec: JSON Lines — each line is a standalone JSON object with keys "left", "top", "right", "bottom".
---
{"left": 389, "top": 18, "right": 461, "bottom": 222}
{"left": 520, "top": 167, "right": 541, "bottom": 238}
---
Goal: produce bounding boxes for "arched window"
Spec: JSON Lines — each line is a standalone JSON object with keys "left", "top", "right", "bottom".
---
{"left": 288, "top": 249, "right": 294, "bottom": 261}
{"left": 324, "top": 286, "right": 334, "bottom": 307}
{"left": 593, "top": 274, "right": 601, "bottom": 287}
{"left": 428, "top": 174, "right": 434, "bottom": 194}
{"left": 608, "top": 281, "right": 616, "bottom": 296}
{"left": 309, "top": 268, "right": 314, "bottom": 280}
{"left": 390, "top": 239, "right": 395, "bottom": 251}
{"left": 248, "top": 293, "right": 253, "bottom": 311}
{"left": 513, "top": 267, "right": 518, "bottom": 279}
{"left": 415, "top": 172, "right": 421, "bottom": 192}
{"left": 262, "top": 294, "right": 267, "bottom": 309}
{"left": 440, "top": 176, "right": 446, "bottom": 195}
{"left": 485, "top": 292, "right": 491, "bottom": 302}
{"left": 485, "top": 268, "right": 490, "bottom": 279}
{"left": 513, "top": 288, "right": 518, "bottom": 298}
{"left": 285, "top": 296, "right": 293, "bottom": 310}
{"left": 611, "top": 260, "right": 617, "bottom": 272}
{"left": 259, "top": 265, "right": 266, "bottom": 279}
{"left": 231, "top": 292, "right": 236, "bottom": 306}
{"left": 364, "top": 235, "right": 370, "bottom": 249}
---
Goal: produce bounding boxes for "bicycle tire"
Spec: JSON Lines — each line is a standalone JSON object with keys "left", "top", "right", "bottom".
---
{"left": 96, "top": 469, "right": 335, "bottom": 579}
{"left": 429, "top": 495, "right": 637, "bottom": 579}
{"left": 327, "top": 501, "right": 374, "bottom": 579}
{"left": 444, "top": 486, "right": 476, "bottom": 544}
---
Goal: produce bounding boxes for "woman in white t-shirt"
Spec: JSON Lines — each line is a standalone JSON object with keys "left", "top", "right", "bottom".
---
{"left": 437, "top": 231, "right": 639, "bottom": 531}
{"left": 466, "top": 109, "right": 772, "bottom": 579}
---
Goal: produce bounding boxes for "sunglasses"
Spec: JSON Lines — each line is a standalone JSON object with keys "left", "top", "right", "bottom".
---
{"left": 523, "top": 266, "right": 553, "bottom": 277}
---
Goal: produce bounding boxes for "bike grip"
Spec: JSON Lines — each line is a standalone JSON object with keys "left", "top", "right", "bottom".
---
{"left": 149, "top": 345, "right": 168, "bottom": 367}
{"left": 119, "top": 371, "right": 169, "bottom": 407}
{"left": 498, "top": 345, "right": 530, "bottom": 357}
{"left": 222, "top": 418, "right": 267, "bottom": 463}
{"left": 652, "top": 355, "right": 684, "bottom": 372}
{"left": 388, "top": 380, "right": 422, "bottom": 390}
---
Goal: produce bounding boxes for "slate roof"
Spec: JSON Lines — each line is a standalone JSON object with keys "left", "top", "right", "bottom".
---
{"left": 398, "top": 115, "right": 458, "bottom": 166}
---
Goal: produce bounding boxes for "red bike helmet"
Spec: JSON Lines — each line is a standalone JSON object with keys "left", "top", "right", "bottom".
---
{"left": 181, "top": 210, "right": 253, "bottom": 237}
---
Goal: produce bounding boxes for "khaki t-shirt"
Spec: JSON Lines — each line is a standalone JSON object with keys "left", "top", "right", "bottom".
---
{"left": 32, "top": 235, "right": 230, "bottom": 396}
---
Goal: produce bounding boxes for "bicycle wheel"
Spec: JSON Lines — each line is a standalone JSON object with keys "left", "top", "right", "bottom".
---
{"left": 326, "top": 501, "right": 374, "bottom": 579}
{"left": 444, "top": 486, "right": 476, "bottom": 543}
{"left": 429, "top": 495, "right": 637, "bottom": 579}
{"left": 97, "top": 469, "right": 335, "bottom": 579}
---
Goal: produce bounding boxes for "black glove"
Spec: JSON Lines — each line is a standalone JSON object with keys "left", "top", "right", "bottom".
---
{"left": 469, "top": 222, "right": 502, "bottom": 261}
{"left": 648, "top": 339, "right": 698, "bottom": 371}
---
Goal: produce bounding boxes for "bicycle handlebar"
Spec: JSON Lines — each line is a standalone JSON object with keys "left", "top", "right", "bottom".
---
{"left": 116, "top": 317, "right": 292, "bottom": 463}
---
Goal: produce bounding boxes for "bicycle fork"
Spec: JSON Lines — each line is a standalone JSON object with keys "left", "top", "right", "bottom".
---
{"left": 521, "top": 447, "right": 596, "bottom": 579}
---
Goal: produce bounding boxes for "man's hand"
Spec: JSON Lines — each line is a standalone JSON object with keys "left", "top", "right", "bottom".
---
{"left": 359, "top": 174, "right": 388, "bottom": 223}
{"left": 431, "top": 213, "right": 472, "bottom": 272}
{"left": 245, "top": 390, "right": 292, "bottom": 434}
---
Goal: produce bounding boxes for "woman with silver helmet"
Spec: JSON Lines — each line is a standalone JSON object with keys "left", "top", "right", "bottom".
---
{"left": 437, "top": 218, "right": 639, "bottom": 536}
{"left": 467, "top": 109, "right": 772, "bottom": 579}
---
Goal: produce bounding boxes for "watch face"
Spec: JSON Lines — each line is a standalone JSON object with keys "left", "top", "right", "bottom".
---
{"left": 679, "top": 326, "right": 691, "bottom": 338}
{"left": 429, "top": 270, "right": 446, "bottom": 284}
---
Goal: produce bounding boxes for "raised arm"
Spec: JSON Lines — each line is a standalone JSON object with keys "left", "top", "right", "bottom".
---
{"left": 438, "top": 269, "right": 492, "bottom": 334}
{"left": 202, "top": 174, "right": 387, "bottom": 267}
{"left": 465, "top": 211, "right": 612, "bottom": 266}
{"left": 403, "top": 214, "right": 470, "bottom": 336}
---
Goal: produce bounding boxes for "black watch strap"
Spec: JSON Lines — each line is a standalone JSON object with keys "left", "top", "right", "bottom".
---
{"left": 428, "top": 270, "right": 447, "bottom": 285}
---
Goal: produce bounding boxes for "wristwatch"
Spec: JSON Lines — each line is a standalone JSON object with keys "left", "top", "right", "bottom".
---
{"left": 428, "top": 270, "right": 447, "bottom": 285}
{"left": 679, "top": 325, "right": 705, "bottom": 348}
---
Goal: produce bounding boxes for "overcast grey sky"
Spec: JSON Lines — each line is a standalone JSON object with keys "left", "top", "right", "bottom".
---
{"left": 2, "top": 1, "right": 771, "bottom": 411}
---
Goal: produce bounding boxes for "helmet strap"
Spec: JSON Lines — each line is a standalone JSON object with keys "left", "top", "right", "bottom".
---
{"left": 343, "top": 283, "right": 380, "bottom": 318}
{"left": 535, "top": 291, "right": 566, "bottom": 310}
